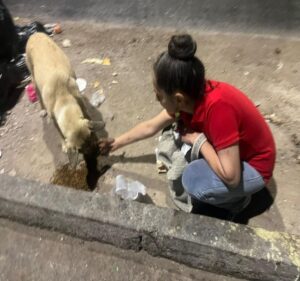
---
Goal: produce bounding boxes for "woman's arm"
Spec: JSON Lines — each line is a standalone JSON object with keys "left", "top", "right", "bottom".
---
{"left": 99, "top": 109, "right": 174, "bottom": 154}
{"left": 201, "top": 141, "right": 241, "bottom": 187}
{"left": 182, "top": 132, "right": 241, "bottom": 188}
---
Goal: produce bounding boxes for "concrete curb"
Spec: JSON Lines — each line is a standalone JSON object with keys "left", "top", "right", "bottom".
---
{"left": 0, "top": 174, "right": 299, "bottom": 281}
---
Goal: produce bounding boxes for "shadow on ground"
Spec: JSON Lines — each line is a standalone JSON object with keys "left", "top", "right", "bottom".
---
{"left": 191, "top": 178, "right": 285, "bottom": 230}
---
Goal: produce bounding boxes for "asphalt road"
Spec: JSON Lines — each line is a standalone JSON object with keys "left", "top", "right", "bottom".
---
{"left": 6, "top": 0, "right": 300, "bottom": 36}
{"left": 0, "top": 218, "right": 243, "bottom": 281}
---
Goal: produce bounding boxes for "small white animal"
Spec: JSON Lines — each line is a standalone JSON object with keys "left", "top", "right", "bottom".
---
{"left": 26, "top": 32, "right": 104, "bottom": 152}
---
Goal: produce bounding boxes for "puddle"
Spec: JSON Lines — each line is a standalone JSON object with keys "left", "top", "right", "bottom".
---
{"left": 50, "top": 162, "right": 90, "bottom": 191}
{"left": 50, "top": 155, "right": 111, "bottom": 191}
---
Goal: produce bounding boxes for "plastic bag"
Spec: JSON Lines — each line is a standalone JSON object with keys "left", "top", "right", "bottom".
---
{"left": 90, "top": 89, "right": 105, "bottom": 107}
{"left": 16, "top": 21, "right": 51, "bottom": 53}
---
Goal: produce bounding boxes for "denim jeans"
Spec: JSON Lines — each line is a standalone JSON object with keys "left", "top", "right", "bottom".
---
{"left": 182, "top": 159, "right": 265, "bottom": 212}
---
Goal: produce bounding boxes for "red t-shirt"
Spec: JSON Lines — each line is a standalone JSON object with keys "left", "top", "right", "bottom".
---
{"left": 180, "top": 80, "right": 276, "bottom": 183}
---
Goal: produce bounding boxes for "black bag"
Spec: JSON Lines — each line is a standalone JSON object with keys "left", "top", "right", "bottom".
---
{"left": 16, "top": 21, "right": 51, "bottom": 53}
{"left": 0, "top": 60, "right": 23, "bottom": 117}
{"left": 0, "top": 0, "right": 18, "bottom": 61}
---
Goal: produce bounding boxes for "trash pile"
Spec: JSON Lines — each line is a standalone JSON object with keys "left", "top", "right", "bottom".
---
{"left": 0, "top": 0, "right": 60, "bottom": 124}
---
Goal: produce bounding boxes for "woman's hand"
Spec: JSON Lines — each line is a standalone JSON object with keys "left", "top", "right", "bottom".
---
{"left": 98, "top": 138, "right": 116, "bottom": 155}
{"left": 181, "top": 131, "right": 201, "bottom": 145}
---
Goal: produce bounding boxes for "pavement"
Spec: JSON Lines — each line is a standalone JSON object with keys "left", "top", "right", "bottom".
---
{"left": 1, "top": 1, "right": 300, "bottom": 280}
{"left": 0, "top": 218, "right": 242, "bottom": 281}
{"left": 0, "top": 175, "right": 299, "bottom": 281}
{"left": 6, "top": 0, "right": 300, "bottom": 36}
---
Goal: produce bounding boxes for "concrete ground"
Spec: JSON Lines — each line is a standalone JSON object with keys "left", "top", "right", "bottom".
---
{"left": 0, "top": 218, "right": 243, "bottom": 281}
{"left": 0, "top": 2, "right": 299, "bottom": 280}
{"left": 0, "top": 17, "right": 299, "bottom": 234}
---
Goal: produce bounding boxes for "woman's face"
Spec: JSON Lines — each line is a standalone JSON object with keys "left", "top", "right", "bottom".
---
{"left": 154, "top": 87, "right": 177, "bottom": 115}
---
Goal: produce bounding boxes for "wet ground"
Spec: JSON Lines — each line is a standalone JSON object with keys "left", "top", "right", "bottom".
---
{"left": 0, "top": 17, "right": 299, "bottom": 234}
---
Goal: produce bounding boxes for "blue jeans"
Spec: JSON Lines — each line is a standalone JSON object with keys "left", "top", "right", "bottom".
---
{"left": 182, "top": 159, "right": 265, "bottom": 212}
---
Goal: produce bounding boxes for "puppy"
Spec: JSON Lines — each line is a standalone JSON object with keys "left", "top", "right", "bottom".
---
{"left": 25, "top": 32, "right": 104, "bottom": 153}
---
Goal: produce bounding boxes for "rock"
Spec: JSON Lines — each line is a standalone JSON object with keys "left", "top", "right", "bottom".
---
{"left": 129, "top": 38, "right": 137, "bottom": 44}
{"left": 274, "top": 48, "right": 281, "bottom": 54}
{"left": 276, "top": 62, "right": 283, "bottom": 71}
{"left": 8, "top": 169, "right": 16, "bottom": 177}
{"left": 264, "top": 113, "right": 283, "bottom": 125}
{"left": 0, "top": 168, "right": 4, "bottom": 174}
{"left": 255, "top": 101, "right": 261, "bottom": 107}
{"left": 112, "top": 80, "right": 118, "bottom": 84}
{"left": 112, "top": 72, "right": 118, "bottom": 77}
{"left": 0, "top": 150, "right": 2, "bottom": 158}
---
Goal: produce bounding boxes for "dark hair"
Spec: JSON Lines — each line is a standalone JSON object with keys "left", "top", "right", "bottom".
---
{"left": 153, "top": 34, "right": 205, "bottom": 100}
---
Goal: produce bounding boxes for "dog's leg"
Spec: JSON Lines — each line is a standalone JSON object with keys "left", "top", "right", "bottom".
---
{"left": 41, "top": 85, "right": 55, "bottom": 121}
{"left": 62, "top": 140, "right": 69, "bottom": 153}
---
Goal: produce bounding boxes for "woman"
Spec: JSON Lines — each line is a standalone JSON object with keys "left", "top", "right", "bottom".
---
{"left": 99, "top": 34, "right": 276, "bottom": 215}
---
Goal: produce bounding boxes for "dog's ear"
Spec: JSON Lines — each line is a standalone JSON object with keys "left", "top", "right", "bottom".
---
{"left": 88, "top": 120, "right": 105, "bottom": 131}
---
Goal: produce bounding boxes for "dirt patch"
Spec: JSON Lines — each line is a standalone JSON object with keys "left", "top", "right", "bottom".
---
{"left": 0, "top": 17, "right": 299, "bottom": 234}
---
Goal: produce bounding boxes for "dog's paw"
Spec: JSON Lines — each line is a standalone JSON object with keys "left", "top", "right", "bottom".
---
{"left": 46, "top": 115, "right": 52, "bottom": 124}
{"left": 39, "top": 109, "right": 47, "bottom": 118}
{"left": 62, "top": 142, "right": 69, "bottom": 153}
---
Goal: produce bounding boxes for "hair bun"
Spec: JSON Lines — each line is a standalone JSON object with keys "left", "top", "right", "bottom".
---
{"left": 168, "top": 34, "right": 197, "bottom": 60}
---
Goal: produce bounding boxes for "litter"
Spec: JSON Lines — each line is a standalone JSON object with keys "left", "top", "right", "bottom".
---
{"left": 114, "top": 175, "right": 146, "bottom": 200}
{"left": 62, "top": 39, "right": 71, "bottom": 48}
{"left": 264, "top": 113, "right": 283, "bottom": 125}
{"left": 102, "top": 57, "right": 111, "bottom": 65}
{"left": 81, "top": 57, "right": 111, "bottom": 66}
{"left": 90, "top": 89, "right": 105, "bottom": 107}
{"left": 16, "top": 21, "right": 52, "bottom": 53}
{"left": 25, "top": 83, "right": 38, "bottom": 103}
{"left": 81, "top": 58, "right": 103, "bottom": 65}
{"left": 8, "top": 169, "right": 16, "bottom": 177}
{"left": 43, "top": 23, "right": 60, "bottom": 34}
{"left": 76, "top": 78, "right": 87, "bottom": 92}
{"left": 93, "top": 81, "right": 100, "bottom": 88}
{"left": 53, "top": 24, "right": 62, "bottom": 34}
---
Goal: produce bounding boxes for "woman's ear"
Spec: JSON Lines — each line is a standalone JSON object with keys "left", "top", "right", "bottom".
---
{"left": 174, "top": 92, "right": 186, "bottom": 109}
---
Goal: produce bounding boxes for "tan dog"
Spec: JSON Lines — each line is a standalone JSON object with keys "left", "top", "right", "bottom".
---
{"left": 26, "top": 32, "right": 104, "bottom": 153}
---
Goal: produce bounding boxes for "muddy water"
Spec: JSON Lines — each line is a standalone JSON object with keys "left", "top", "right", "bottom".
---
{"left": 50, "top": 162, "right": 90, "bottom": 191}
